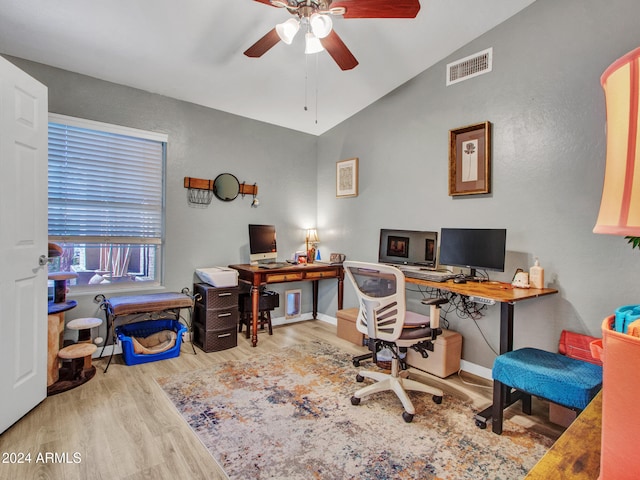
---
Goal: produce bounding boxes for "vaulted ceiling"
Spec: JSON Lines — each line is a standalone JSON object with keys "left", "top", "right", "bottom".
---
{"left": 0, "top": 0, "right": 536, "bottom": 135}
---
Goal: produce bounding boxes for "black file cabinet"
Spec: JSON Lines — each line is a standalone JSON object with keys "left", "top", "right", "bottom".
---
{"left": 193, "top": 283, "right": 239, "bottom": 352}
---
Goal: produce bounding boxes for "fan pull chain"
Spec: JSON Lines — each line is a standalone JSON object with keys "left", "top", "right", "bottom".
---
{"left": 304, "top": 52, "right": 309, "bottom": 112}
{"left": 315, "top": 52, "right": 319, "bottom": 124}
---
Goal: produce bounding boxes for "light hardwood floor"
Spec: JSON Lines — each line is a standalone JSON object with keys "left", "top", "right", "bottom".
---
{"left": 0, "top": 320, "right": 563, "bottom": 480}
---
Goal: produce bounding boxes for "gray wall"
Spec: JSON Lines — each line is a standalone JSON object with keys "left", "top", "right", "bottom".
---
{"left": 6, "top": 0, "right": 640, "bottom": 369}
{"left": 317, "top": 0, "right": 640, "bottom": 367}
{"left": 5, "top": 55, "right": 321, "bottom": 325}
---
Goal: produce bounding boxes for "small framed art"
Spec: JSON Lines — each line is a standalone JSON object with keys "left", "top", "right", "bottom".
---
{"left": 449, "top": 121, "right": 491, "bottom": 196}
{"left": 336, "top": 157, "right": 359, "bottom": 198}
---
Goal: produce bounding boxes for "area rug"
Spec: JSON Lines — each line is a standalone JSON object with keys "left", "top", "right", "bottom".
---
{"left": 157, "top": 342, "right": 554, "bottom": 479}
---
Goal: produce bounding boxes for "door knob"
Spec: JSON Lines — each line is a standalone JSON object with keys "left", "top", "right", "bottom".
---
{"left": 38, "top": 255, "right": 48, "bottom": 266}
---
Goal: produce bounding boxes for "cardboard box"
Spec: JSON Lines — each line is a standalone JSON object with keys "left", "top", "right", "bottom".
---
{"left": 549, "top": 402, "right": 578, "bottom": 428}
{"left": 336, "top": 308, "right": 365, "bottom": 346}
{"left": 406, "top": 329, "right": 462, "bottom": 378}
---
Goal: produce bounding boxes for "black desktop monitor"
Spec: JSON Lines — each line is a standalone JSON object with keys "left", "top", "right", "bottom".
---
{"left": 248, "top": 224, "right": 277, "bottom": 263}
{"left": 438, "top": 228, "right": 507, "bottom": 277}
{"left": 378, "top": 229, "right": 438, "bottom": 268}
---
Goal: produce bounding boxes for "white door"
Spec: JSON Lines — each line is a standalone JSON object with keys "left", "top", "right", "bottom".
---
{"left": 0, "top": 55, "right": 49, "bottom": 434}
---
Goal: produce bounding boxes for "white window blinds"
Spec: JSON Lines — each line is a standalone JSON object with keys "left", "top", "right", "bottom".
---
{"left": 48, "top": 115, "right": 167, "bottom": 243}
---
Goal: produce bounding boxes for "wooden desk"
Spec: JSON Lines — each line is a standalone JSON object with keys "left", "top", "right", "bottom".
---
{"left": 525, "top": 391, "right": 601, "bottom": 479}
{"left": 403, "top": 277, "right": 558, "bottom": 428}
{"left": 229, "top": 263, "right": 344, "bottom": 347}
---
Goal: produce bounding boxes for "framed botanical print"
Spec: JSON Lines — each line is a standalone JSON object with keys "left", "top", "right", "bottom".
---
{"left": 449, "top": 122, "right": 491, "bottom": 196}
{"left": 336, "top": 157, "right": 358, "bottom": 198}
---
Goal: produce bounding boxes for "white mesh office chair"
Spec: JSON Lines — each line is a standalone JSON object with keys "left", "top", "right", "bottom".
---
{"left": 344, "top": 261, "right": 448, "bottom": 422}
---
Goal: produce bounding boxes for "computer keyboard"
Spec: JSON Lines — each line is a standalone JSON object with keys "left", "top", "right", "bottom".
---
{"left": 258, "top": 262, "right": 288, "bottom": 269}
{"left": 402, "top": 269, "right": 456, "bottom": 282}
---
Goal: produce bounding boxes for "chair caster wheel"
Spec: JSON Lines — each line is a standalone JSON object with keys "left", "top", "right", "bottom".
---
{"left": 356, "top": 374, "right": 364, "bottom": 382}
{"left": 475, "top": 419, "right": 487, "bottom": 429}
{"left": 402, "top": 412, "right": 414, "bottom": 423}
{"left": 350, "top": 396, "right": 361, "bottom": 405}
{"left": 353, "top": 360, "right": 360, "bottom": 367}
{"left": 432, "top": 395, "right": 442, "bottom": 404}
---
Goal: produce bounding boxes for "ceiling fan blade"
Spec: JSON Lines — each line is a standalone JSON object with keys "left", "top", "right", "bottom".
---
{"left": 320, "top": 30, "right": 358, "bottom": 71}
{"left": 244, "top": 28, "right": 281, "bottom": 58}
{"left": 330, "top": 0, "right": 420, "bottom": 18}
{"left": 252, "top": 0, "right": 277, "bottom": 7}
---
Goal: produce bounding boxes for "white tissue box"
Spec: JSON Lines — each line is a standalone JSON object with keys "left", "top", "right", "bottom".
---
{"left": 195, "top": 267, "right": 239, "bottom": 287}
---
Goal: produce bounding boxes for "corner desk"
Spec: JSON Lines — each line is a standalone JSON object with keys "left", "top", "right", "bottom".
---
{"left": 403, "top": 276, "right": 558, "bottom": 429}
{"left": 228, "top": 263, "right": 344, "bottom": 347}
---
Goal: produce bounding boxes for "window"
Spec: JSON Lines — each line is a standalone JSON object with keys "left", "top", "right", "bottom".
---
{"left": 47, "top": 114, "right": 166, "bottom": 291}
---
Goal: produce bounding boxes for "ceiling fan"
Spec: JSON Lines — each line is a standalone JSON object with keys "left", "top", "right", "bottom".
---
{"left": 244, "top": 0, "right": 421, "bottom": 71}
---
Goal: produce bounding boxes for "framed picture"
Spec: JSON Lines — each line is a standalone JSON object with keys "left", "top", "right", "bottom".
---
{"left": 336, "top": 157, "right": 359, "bottom": 198}
{"left": 449, "top": 121, "right": 491, "bottom": 196}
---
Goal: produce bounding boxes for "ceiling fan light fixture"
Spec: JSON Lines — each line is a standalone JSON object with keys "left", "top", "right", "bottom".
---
{"left": 276, "top": 18, "right": 300, "bottom": 45}
{"left": 304, "top": 32, "right": 324, "bottom": 54}
{"left": 309, "top": 13, "right": 332, "bottom": 38}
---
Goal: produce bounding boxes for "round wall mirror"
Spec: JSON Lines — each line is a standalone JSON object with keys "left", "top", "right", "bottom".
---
{"left": 213, "top": 173, "right": 240, "bottom": 201}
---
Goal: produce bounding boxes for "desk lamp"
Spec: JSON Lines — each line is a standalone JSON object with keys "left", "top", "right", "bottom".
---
{"left": 306, "top": 228, "right": 319, "bottom": 264}
{"left": 594, "top": 46, "right": 640, "bottom": 238}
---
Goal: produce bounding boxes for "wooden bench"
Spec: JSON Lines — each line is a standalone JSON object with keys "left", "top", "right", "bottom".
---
{"left": 98, "top": 291, "right": 195, "bottom": 372}
{"left": 491, "top": 347, "right": 603, "bottom": 434}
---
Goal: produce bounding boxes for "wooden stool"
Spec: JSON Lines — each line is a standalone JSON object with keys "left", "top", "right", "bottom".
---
{"left": 239, "top": 310, "right": 273, "bottom": 338}
{"left": 238, "top": 290, "right": 279, "bottom": 339}
{"left": 66, "top": 317, "right": 103, "bottom": 344}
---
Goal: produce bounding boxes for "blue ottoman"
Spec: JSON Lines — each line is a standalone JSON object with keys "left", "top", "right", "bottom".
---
{"left": 490, "top": 347, "right": 603, "bottom": 434}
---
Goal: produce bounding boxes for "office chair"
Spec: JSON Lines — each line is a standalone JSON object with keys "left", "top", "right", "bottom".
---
{"left": 344, "top": 261, "right": 448, "bottom": 422}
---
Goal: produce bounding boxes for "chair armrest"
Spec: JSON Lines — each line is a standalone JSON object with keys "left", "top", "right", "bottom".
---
{"left": 421, "top": 297, "right": 448, "bottom": 338}
{"left": 421, "top": 298, "right": 448, "bottom": 307}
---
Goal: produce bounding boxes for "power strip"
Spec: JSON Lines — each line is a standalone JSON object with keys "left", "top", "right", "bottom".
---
{"left": 468, "top": 296, "right": 496, "bottom": 306}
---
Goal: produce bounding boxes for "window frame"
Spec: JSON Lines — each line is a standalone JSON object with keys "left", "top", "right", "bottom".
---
{"left": 47, "top": 113, "right": 167, "bottom": 292}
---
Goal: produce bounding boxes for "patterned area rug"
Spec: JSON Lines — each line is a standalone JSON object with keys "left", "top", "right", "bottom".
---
{"left": 157, "top": 342, "right": 553, "bottom": 479}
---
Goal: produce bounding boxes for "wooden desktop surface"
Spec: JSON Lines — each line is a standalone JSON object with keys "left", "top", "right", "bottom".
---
{"left": 403, "top": 277, "right": 558, "bottom": 303}
{"left": 525, "top": 391, "right": 602, "bottom": 479}
{"left": 228, "top": 262, "right": 344, "bottom": 347}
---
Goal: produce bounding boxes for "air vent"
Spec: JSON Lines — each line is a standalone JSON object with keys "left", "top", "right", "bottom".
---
{"left": 446, "top": 47, "right": 493, "bottom": 86}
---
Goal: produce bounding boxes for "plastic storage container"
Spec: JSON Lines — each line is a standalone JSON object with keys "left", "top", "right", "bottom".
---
{"left": 116, "top": 319, "right": 187, "bottom": 366}
{"left": 591, "top": 315, "right": 640, "bottom": 480}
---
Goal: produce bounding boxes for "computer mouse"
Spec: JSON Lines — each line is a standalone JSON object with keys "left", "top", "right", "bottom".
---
{"left": 453, "top": 277, "right": 467, "bottom": 284}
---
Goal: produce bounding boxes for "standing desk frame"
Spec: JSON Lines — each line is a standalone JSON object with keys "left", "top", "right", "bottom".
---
{"left": 228, "top": 263, "right": 344, "bottom": 347}
{"left": 403, "top": 277, "right": 558, "bottom": 429}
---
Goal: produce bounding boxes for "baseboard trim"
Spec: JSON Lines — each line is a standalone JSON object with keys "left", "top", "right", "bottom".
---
{"left": 460, "top": 360, "right": 492, "bottom": 380}
{"left": 285, "top": 313, "right": 493, "bottom": 380}
{"left": 97, "top": 314, "right": 492, "bottom": 381}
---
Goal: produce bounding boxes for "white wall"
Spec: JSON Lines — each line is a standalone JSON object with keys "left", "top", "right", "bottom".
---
{"left": 316, "top": 0, "right": 640, "bottom": 367}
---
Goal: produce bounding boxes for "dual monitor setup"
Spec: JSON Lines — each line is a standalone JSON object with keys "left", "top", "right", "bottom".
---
{"left": 379, "top": 227, "right": 507, "bottom": 279}
{"left": 248, "top": 224, "right": 507, "bottom": 279}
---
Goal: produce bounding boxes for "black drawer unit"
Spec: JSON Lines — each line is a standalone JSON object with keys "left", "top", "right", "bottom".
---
{"left": 194, "top": 303, "right": 238, "bottom": 331}
{"left": 193, "top": 324, "right": 237, "bottom": 353}
{"left": 193, "top": 283, "right": 239, "bottom": 352}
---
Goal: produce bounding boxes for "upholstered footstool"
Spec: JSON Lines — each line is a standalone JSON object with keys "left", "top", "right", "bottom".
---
{"left": 491, "top": 347, "right": 603, "bottom": 434}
